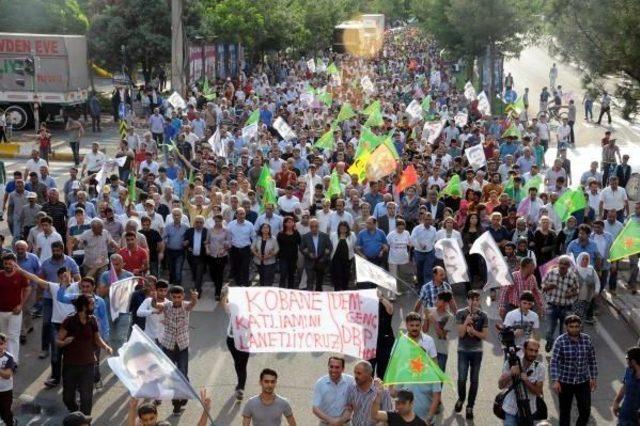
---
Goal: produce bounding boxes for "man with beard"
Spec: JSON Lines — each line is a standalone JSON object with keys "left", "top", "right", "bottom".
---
{"left": 57, "top": 294, "right": 112, "bottom": 415}
{"left": 498, "top": 339, "right": 545, "bottom": 425}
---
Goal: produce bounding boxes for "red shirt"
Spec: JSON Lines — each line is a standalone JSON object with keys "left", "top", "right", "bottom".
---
{"left": 0, "top": 271, "right": 29, "bottom": 312}
{"left": 118, "top": 246, "right": 148, "bottom": 274}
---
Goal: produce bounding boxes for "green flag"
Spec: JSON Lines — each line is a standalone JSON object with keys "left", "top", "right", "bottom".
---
{"left": 128, "top": 173, "right": 137, "bottom": 204}
{"left": 246, "top": 110, "right": 260, "bottom": 126}
{"left": 503, "top": 177, "right": 524, "bottom": 203}
{"left": 421, "top": 95, "right": 432, "bottom": 112}
{"left": 336, "top": 102, "right": 356, "bottom": 123}
{"left": 202, "top": 78, "right": 215, "bottom": 100}
{"left": 363, "top": 100, "right": 381, "bottom": 116}
{"left": 383, "top": 333, "right": 450, "bottom": 385}
{"left": 261, "top": 179, "right": 278, "bottom": 213}
{"left": 506, "top": 96, "right": 525, "bottom": 115}
{"left": 314, "top": 129, "right": 335, "bottom": 151}
{"left": 501, "top": 123, "right": 521, "bottom": 139}
{"left": 440, "top": 174, "right": 461, "bottom": 198}
{"left": 188, "top": 168, "right": 195, "bottom": 184}
{"left": 357, "top": 127, "right": 381, "bottom": 157}
{"left": 256, "top": 165, "right": 272, "bottom": 189}
{"left": 381, "top": 130, "right": 400, "bottom": 160}
{"left": 609, "top": 219, "right": 640, "bottom": 261}
{"left": 326, "top": 170, "right": 342, "bottom": 201}
{"left": 326, "top": 62, "right": 339, "bottom": 75}
{"left": 553, "top": 188, "right": 587, "bottom": 223}
{"left": 523, "top": 175, "right": 543, "bottom": 193}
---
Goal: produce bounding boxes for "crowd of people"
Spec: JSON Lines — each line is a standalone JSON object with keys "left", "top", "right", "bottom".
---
{"left": 0, "top": 25, "right": 638, "bottom": 426}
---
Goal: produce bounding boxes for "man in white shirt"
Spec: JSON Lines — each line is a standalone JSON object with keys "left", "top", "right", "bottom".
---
{"left": 136, "top": 280, "right": 168, "bottom": 342}
{"left": 502, "top": 291, "right": 540, "bottom": 349}
{"left": 411, "top": 211, "right": 437, "bottom": 285}
{"left": 599, "top": 176, "right": 629, "bottom": 221}
{"left": 24, "top": 150, "right": 48, "bottom": 179}
{"left": 148, "top": 108, "right": 164, "bottom": 144}
{"left": 586, "top": 178, "right": 601, "bottom": 220}
{"left": 81, "top": 143, "right": 106, "bottom": 176}
{"left": 556, "top": 117, "right": 571, "bottom": 148}
{"left": 35, "top": 216, "right": 63, "bottom": 261}
{"left": 277, "top": 186, "right": 301, "bottom": 217}
{"left": 328, "top": 199, "right": 354, "bottom": 234}
{"left": 138, "top": 152, "right": 160, "bottom": 176}
{"left": 580, "top": 161, "right": 603, "bottom": 187}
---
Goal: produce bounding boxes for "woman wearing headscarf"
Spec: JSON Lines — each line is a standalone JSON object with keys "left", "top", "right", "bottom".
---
{"left": 557, "top": 215, "right": 578, "bottom": 253}
{"left": 573, "top": 252, "right": 600, "bottom": 324}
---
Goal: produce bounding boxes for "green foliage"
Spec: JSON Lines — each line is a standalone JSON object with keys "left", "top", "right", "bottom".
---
{"left": 88, "top": 0, "right": 171, "bottom": 76}
{"left": 0, "top": 0, "right": 89, "bottom": 34}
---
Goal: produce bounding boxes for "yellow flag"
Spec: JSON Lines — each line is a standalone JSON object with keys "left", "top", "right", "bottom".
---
{"left": 366, "top": 144, "right": 397, "bottom": 181}
{"left": 348, "top": 150, "right": 371, "bottom": 182}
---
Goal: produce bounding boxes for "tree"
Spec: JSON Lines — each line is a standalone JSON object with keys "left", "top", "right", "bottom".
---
{"left": 412, "top": 0, "right": 542, "bottom": 99}
{"left": 546, "top": 0, "right": 640, "bottom": 118}
{"left": 0, "top": 0, "right": 89, "bottom": 34}
{"left": 88, "top": 0, "right": 171, "bottom": 81}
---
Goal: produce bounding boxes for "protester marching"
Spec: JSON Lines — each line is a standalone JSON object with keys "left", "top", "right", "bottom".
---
{"left": 0, "top": 21, "right": 640, "bottom": 426}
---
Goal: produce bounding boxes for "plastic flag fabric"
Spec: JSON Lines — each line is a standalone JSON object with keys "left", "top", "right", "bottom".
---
{"left": 336, "top": 103, "right": 356, "bottom": 123}
{"left": 364, "top": 108, "right": 384, "bottom": 128}
{"left": 477, "top": 91, "right": 491, "bottom": 115}
{"left": 314, "top": 129, "right": 335, "bottom": 151}
{"left": 273, "top": 117, "right": 297, "bottom": 141}
{"left": 553, "top": 188, "right": 587, "bottom": 223}
{"left": 363, "top": 100, "right": 381, "bottom": 116}
{"left": 358, "top": 126, "right": 382, "bottom": 155}
{"left": 348, "top": 150, "right": 371, "bottom": 182}
{"left": 383, "top": 333, "right": 450, "bottom": 385}
{"left": 470, "top": 231, "right": 514, "bottom": 290}
{"left": 316, "top": 88, "right": 333, "bottom": 106}
{"left": 501, "top": 123, "right": 522, "bottom": 139}
{"left": 523, "top": 175, "right": 543, "bottom": 193}
{"left": 208, "top": 127, "right": 225, "bottom": 157}
{"left": 167, "top": 91, "right": 187, "bottom": 110}
{"left": 242, "top": 123, "right": 258, "bottom": 141}
{"left": 355, "top": 255, "right": 399, "bottom": 295}
{"left": 325, "top": 171, "right": 343, "bottom": 201}
{"left": 256, "top": 165, "right": 272, "bottom": 190}
{"left": 366, "top": 144, "right": 397, "bottom": 182}
{"left": 440, "top": 174, "right": 461, "bottom": 198}
{"left": 465, "top": 144, "right": 486, "bottom": 171}
{"left": 396, "top": 164, "right": 418, "bottom": 193}
{"left": 245, "top": 110, "right": 260, "bottom": 126}
{"left": 463, "top": 81, "right": 477, "bottom": 101}
{"left": 306, "top": 58, "right": 316, "bottom": 73}
{"left": 326, "top": 62, "right": 339, "bottom": 75}
{"left": 108, "top": 325, "right": 199, "bottom": 400}
{"left": 360, "top": 75, "right": 375, "bottom": 94}
{"left": 128, "top": 173, "right": 137, "bottom": 204}
{"left": 506, "top": 96, "right": 525, "bottom": 115}
{"left": 421, "top": 95, "right": 432, "bottom": 112}
{"left": 202, "top": 79, "right": 215, "bottom": 100}
{"left": 434, "top": 238, "right": 470, "bottom": 284}
{"left": 406, "top": 99, "right": 423, "bottom": 121}
{"left": 503, "top": 177, "right": 524, "bottom": 203}
{"left": 608, "top": 219, "right": 640, "bottom": 261}
{"left": 109, "top": 277, "right": 138, "bottom": 320}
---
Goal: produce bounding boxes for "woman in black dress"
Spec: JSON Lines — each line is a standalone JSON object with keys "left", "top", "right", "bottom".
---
{"left": 329, "top": 221, "right": 356, "bottom": 291}
{"left": 461, "top": 213, "right": 484, "bottom": 291}
{"left": 277, "top": 216, "right": 301, "bottom": 289}
{"left": 368, "top": 292, "right": 394, "bottom": 379}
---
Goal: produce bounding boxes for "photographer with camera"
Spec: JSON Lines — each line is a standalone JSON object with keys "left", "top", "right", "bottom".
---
{"left": 503, "top": 291, "right": 540, "bottom": 350}
{"left": 497, "top": 339, "right": 545, "bottom": 425}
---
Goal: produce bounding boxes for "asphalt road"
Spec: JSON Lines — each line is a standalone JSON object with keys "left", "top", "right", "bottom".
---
{"left": 6, "top": 45, "right": 640, "bottom": 425}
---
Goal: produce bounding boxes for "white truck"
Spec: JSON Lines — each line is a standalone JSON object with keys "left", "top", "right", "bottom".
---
{"left": 0, "top": 33, "right": 90, "bottom": 130}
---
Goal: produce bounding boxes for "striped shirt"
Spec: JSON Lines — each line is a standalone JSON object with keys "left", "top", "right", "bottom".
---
{"left": 499, "top": 271, "right": 543, "bottom": 310}
{"left": 550, "top": 333, "right": 597, "bottom": 384}
{"left": 346, "top": 382, "right": 392, "bottom": 426}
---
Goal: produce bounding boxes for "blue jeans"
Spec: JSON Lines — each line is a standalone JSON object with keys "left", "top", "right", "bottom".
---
{"left": 546, "top": 304, "right": 572, "bottom": 346}
{"left": 504, "top": 413, "right": 520, "bottom": 425}
{"left": 41, "top": 298, "right": 53, "bottom": 351}
{"left": 50, "top": 323, "right": 61, "bottom": 381}
{"left": 167, "top": 249, "right": 185, "bottom": 285}
{"left": 457, "top": 351, "right": 483, "bottom": 408}
{"left": 111, "top": 313, "right": 131, "bottom": 351}
{"left": 437, "top": 353, "right": 448, "bottom": 373}
{"left": 414, "top": 250, "right": 435, "bottom": 286}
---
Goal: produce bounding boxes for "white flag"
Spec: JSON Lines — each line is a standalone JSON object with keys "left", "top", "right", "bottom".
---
{"left": 242, "top": 123, "right": 258, "bottom": 141}
{"left": 94, "top": 164, "right": 108, "bottom": 198}
{"left": 355, "top": 254, "right": 399, "bottom": 295}
{"left": 423, "top": 120, "right": 444, "bottom": 145}
{"left": 273, "top": 117, "right": 297, "bottom": 141}
{"left": 470, "top": 231, "right": 514, "bottom": 290}
{"left": 435, "top": 239, "right": 469, "bottom": 284}
{"left": 406, "top": 99, "right": 423, "bottom": 121}
{"left": 109, "top": 277, "right": 138, "bottom": 320}
{"left": 208, "top": 127, "right": 226, "bottom": 157}
{"left": 107, "top": 325, "right": 199, "bottom": 399}
{"left": 465, "top": 144, "right": 486, "bottom": 170}
{"left": 114, "top": 156, "right": 127, "bottom": 167}
{"left": 360, "top": 76, "right": 375, "bottom": 94}
{"left": 454, "top": 111, "right": 468, "bottom": 128}
{"left": 316, "top": 59, "right": 327, "bottom": 73}
{"left": 463, "top": 81, "right": 477, "bottom": 101}
{"left": 299, "top": 92, "right": 314, "bottom": 108}
{"left": 477, "top": 91, "right": 491, "bottom": 116}
{"left": 166, "top": 91, "right": 187, "bottom": 110}
{"left": 306, "top": 58, "right": 316, "bottom": 73}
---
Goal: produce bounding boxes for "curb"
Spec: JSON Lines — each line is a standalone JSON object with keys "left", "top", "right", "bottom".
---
{"left": 601, "top": 283, "right": 640, "bottom": 336}
{"left": 0, "top": 141, "right": 88, "bottom": 161}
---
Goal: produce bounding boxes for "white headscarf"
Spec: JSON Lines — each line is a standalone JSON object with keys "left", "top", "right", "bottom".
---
{"left": 576, "top": 252, "right": 592, "bottom": 280}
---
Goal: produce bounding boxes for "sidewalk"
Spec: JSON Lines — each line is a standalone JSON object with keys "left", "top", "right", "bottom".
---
{"left": 601, "top": 261, "right": 640, "bottom": 336}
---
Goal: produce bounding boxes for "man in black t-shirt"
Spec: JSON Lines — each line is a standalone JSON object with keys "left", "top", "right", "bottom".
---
{"left": 371, "top": 382, "right": 427, "bottom": 426}
{"left": 140, "top": 216, "right": 164, "bottom": 278}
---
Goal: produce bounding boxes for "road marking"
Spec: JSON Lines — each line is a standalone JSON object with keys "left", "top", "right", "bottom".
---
{"left": 594, "top": 321, "right": 626, "bottom": 365}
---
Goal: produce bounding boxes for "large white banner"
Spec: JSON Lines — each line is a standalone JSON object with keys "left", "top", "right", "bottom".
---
{"left": 465, "top": 144, "right": 486, "bottom": 171}
{"left": 228, "top": 288, "right": 379, "bottom": 359}
{"left": 454, "top": 111, "right": 468, "bottom": 128}
{"left": 167, "top": 91, "right": 187, "bottom": 110}
{"left": 273, "top": 116, "right": 297, "bottom": 141}
{"left": 406, "top": 99, "right": 423, "bottom": 121}
{"left": 108, "top": 325, "right": 198, "bottom": 399}
{"left": 470, "top": 231, "right": 514, "bottom": 290}
{"left": 435, "top": 239, "right": 469, "bottom": 284}
{"left": 109, "top": 277, "right": 138, "bottom": 320}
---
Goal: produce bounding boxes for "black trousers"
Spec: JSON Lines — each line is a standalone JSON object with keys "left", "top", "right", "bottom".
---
{"left": 597, "top": 106, "right": 611, "bottom": 124}
{"left": 62, "top": 363, "right": 95, "bottom": 415}
{"left": 0, "top": 389, "right": 13, "bottom": 426}
{"left": 369, "top": 335, "right": 394, "bottom": 379}
{"left": 187, "top": 253, "right": 207, "bottom": 293}
{"left": 226, "top": 336, "right": 249, "bottom": 390}
{"left": 209, "top": 256, "right": 227, "bottom": 296}
{"left": 559, "top": 381, "right": 591, "bottom": 426}
{"left": 279, "top": 255, "right": 298, "bottom": 289}
{"left": 305, "top": 261, "right": 327, "bottom": 291}
{"left": 230, "top": 246, "right": 251, "bottom": 286}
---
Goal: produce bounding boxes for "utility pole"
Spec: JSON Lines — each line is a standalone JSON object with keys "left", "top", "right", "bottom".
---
{"left": 171, "top": 0, "right": 185, "bottom": 96}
